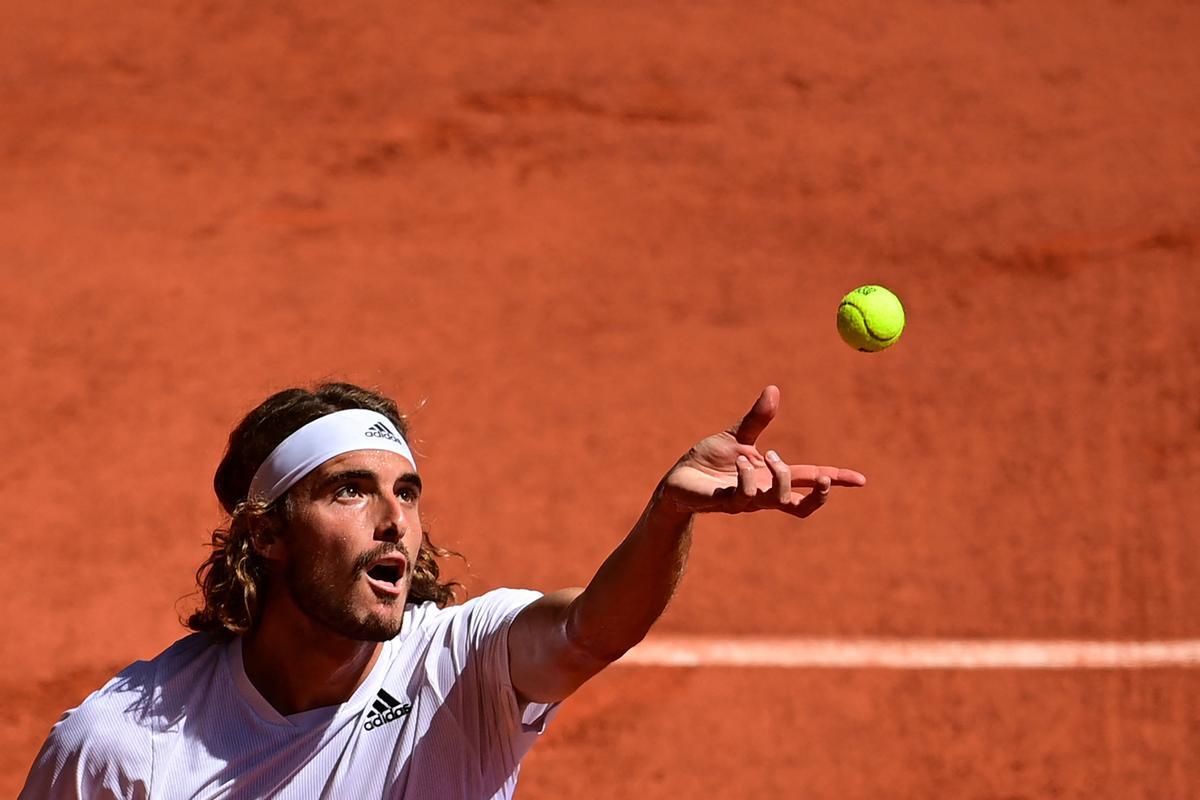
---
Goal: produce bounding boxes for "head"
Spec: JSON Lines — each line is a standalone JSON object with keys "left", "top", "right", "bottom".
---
{"left": 187, "top": 382, "right": 461, "bottom": 640}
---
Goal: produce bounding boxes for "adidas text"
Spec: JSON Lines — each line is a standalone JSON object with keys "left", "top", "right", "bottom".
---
{"left": 364, "top": 689, "right": 412, "bottom": 731}
{"left": 364, "top": 423, "right": 404, "bottom": 445}
{"left": 364, "top": 704, "right": 411, "bottom": 730}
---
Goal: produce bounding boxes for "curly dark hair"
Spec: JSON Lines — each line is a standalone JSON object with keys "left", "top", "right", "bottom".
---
{"left": 186, "top": 382, "right": 462, "bottom": 638}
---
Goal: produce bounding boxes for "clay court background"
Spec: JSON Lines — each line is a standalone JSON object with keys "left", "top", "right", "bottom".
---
{"left": 2, "top": 2, "right": 1199, "bottom": 797}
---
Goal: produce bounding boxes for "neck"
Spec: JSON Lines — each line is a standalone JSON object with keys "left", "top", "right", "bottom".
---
{"left": 241, "top": 595, "right": 386, "bottom": 716}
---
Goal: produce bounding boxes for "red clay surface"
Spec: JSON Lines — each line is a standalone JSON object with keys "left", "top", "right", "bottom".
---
{"left": 2, "top": 2, "right": 1199, "bottom": 797}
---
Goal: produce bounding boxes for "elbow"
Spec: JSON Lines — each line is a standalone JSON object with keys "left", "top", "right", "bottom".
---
{"left": 561, "top": 595, "right": 645, "bottom": 667}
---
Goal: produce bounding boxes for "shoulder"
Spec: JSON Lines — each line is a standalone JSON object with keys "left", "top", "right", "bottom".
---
{"left": 21, "top": 634, "right": 220, "bottom": 797}
{"left": 21, "top": 664, "right": 153, "bottom": 797}
{"left": 409, "top": 588, "right": 544, "bottom": 642}
{"left": 397, "top": 589, "right": 544, "bottom": 665}
{"left": 51, "top": 654, "right": 160, "bottom": 749}
{"left": 458, "top": 587, "right": 544, "bottom": 622}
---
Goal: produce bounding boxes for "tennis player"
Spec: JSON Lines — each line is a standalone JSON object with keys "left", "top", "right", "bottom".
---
{"left": 21, "top": 381, "right": 864, "bottom": 798}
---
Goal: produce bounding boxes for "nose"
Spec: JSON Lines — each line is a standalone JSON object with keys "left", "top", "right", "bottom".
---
{"left": 374, "top": 493, "right": 406, "bottom": 543}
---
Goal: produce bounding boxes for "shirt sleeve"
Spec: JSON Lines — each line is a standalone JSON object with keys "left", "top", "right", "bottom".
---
{"left": 456, "top": 588, "right": 562, "bottom": 737}
{"left": 19, "top": 669, "right": 153, "bottom": 800}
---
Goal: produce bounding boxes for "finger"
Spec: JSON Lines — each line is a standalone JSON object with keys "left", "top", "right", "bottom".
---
{"left": 765, "top": 450, "right": 791, "bottom": 505}
{"left": 788, "top": 475, "right": 832, "bottom": 518}
{"left": 735, "top": 455, "right": 757, "bottom": 502}
{"left": 731, "top": 385, "right": 779, "bottom": 446}
{"left": 787, "top": 465, "right": 867, "bottom": 488}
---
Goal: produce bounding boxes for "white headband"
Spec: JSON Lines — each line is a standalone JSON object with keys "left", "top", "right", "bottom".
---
{"left": 247, "top": 409, "right": 417, "bottom": 504}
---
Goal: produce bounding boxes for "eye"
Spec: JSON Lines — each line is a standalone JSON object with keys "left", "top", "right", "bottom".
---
{"left": 397, "top": 485, "right": 420, "bottom": 504}
{"left": 335, "top": 484, "right": 364, "bottom": 500}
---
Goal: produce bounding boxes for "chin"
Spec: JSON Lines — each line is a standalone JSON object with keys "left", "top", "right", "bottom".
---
{"left": 339, "top": 611, "right": 404, "bottom": 642}
{"left": 292, "top": 588, "right": 407, "bottom": 642}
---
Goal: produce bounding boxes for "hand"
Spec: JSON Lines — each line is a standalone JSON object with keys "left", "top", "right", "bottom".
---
{"left": 657, "top": 385, "right": 866, "bottom": 517}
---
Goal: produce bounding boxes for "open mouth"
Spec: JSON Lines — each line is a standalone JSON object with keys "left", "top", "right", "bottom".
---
{"left": 359, "top": 548, "right": 409, "bottom": 597}
{"left": 367, "top": 563, "right": 402, "bottom": 586}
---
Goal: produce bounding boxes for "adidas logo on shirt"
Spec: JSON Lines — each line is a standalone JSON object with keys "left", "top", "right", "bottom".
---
{"left": 364, "top": 421, "right": 405, "bottom": 445}
{"left": 363, "top": 688, "right": 411, "bottom": 731}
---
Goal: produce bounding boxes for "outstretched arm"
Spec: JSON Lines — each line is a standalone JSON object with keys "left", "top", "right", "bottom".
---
{"left": 507, "top": 385, "right": 866, "bottom": 703}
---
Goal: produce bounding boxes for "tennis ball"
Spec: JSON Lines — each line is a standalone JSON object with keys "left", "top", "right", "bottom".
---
{"left": 837, "top": 285, "right": 905, "bottom": 352}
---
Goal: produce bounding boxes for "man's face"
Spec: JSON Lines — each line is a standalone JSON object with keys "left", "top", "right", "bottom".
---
{"left": 273, "top": 449, "right": 424, "bottom": 641}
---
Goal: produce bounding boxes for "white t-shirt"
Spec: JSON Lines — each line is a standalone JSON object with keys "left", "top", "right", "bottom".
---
{"left": 21, "top": 588, "right": 559, "bottom": 799}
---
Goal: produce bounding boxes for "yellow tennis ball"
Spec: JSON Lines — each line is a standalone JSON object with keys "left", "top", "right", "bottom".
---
{"left": 837, "top": 285, "right": 905, "bottom": 352}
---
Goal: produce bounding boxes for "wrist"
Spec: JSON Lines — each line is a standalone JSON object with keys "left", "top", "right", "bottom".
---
{"left": 647, "top": 481, "right": 695, "bottom": 531}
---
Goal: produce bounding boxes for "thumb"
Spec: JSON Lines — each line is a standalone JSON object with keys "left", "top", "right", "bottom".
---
{"left": 730, "top": 385, "right": 779, "bottom": 445}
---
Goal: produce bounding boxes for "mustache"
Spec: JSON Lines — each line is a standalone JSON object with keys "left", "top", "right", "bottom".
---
{"left": 352, "top": 542, "right": 413, "bottom": 575}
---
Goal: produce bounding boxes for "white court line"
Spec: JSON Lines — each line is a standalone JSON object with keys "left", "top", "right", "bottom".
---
{"left": 617, "top": 636, "right": 1200, "bottom": 669}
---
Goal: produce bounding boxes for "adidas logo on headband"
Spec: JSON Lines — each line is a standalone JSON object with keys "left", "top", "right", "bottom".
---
{"left": 365, "top": 421, "right": 405, "bottom": 445}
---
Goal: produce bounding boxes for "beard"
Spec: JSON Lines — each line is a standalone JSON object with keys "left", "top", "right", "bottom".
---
{"left": 284, "top": 542, "right": 411, "bottom": 641}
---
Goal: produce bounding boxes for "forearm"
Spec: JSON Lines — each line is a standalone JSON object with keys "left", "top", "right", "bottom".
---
{"left": 509, "top": 386, "right": 862, "bottom": 703}
{"left": 563, "top": 484, "right": 695, "bottom": 663}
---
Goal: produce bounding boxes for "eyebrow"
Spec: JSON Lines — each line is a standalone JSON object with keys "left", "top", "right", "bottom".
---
{"left": 317, "top": 469, "right": 422, "bottom": 493}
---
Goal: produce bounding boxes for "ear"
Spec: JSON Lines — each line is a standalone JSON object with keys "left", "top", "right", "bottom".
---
{"left": 248, "top": 513, "right": 287, "bottom": 562}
